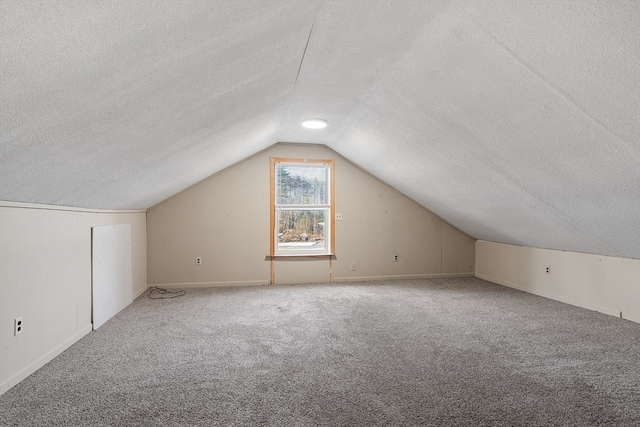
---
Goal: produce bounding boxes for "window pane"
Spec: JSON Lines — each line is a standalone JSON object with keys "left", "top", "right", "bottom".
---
{"left": 277, "top": 209, "right": 326, "bottom": 252}
{"left": 276, "top": 164, "right": 327, "bottom": 205}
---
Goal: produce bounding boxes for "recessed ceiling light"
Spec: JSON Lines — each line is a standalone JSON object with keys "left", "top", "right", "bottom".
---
{"left": 302, "top": 119, "right": 327, "bottom": 129}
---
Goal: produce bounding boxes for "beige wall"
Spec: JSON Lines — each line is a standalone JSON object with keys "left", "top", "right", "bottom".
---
{"left": 147, "top": 143, "right": 475, "bottom": 286}
{"left": 475, "top": 240, "right": 640, "bottom": 323}
{"left": 0, "top": 203, "right": 147, "bottom": 395}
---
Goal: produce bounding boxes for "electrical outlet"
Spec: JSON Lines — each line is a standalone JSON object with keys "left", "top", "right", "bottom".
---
{"left": 14, "top": 317, "right": 23, "bottom": 336}
{"left": 351, "top": 263, "right": 357, "bottom": 271}
{"left": 196, "top": 257, "right": 202, "bottom": 265}
{"left": 545, "top": 267, "right": 550, "bottom": 274}
{"left": 335, "top": 213, "right": 343, "bottom": 221}
{"left": 394, "top": 255, "right": 399, "bottom": 262}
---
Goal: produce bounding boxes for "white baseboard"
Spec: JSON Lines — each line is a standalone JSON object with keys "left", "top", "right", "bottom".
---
{"left": 474, "top": 272, "right": 520, "bottom": 291}
{"left": 149, "top": 280, "right": 270, "bottom": 289}
{"left": 151, "top": 274, "right": 474, "bottom": 288}
{"left": 0, "top": 324, "right": 93, "bottom": 396}
{"left": 133, "top": 285, "right": 149, "bottom": 300}
{"left": 334, "top": 272, "right": 474, "bottom": 282}
{"left": 475, "top": 273, "right": 625, "bottom": 321}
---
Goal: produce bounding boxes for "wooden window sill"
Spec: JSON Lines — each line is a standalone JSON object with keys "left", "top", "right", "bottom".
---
{"left": 266, "top": 254, "right": 336, "bottom": 260}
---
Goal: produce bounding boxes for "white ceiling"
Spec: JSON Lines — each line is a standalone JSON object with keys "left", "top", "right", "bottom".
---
{"left": 1, "top": 0, "right": 638, "bottom": 259}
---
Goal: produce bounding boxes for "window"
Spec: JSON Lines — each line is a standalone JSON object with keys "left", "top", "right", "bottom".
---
{"left": 270, "top": 158, "right": 335, "bottom": 256}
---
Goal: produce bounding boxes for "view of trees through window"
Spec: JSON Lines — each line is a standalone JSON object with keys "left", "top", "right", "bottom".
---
{"left": 274, "top": 162, "right": 331, "bottom": 254}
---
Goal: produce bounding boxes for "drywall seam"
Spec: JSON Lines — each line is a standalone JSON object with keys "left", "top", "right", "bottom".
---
{"left": 478, "top": 23, "right": 633, "bottom": 150}
{"left": 294, "top": 5, "right": 318, "bottom": 86}
{"left": 0, "top": 324, "right": 92, "bottom": 396}
{"left": 0, "top": 201, "right": 146, "bottom": 214}
{"left": 464, "top": 27, "right": 632, "bottom": 256}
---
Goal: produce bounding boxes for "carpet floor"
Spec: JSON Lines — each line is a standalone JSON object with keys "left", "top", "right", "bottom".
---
{"left": 1, "top": 278, "right": 639, "bottom": 426}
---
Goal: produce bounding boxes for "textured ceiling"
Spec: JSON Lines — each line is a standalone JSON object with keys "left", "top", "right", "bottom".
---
{"left": 1, "top": 0, "right": 638, "bottom": 259}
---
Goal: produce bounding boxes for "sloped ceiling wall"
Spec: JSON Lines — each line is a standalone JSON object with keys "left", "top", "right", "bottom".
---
{"left": 1, "top": 0, "right": 638, "bottom": 259}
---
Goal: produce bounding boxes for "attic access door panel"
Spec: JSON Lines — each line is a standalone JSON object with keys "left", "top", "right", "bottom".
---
{"left": 92, "top": 223, "right": 132, "bottom": 330}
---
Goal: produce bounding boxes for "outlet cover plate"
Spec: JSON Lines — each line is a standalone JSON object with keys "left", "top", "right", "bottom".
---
{"left": 14, "top": 317, "right": 23, "bottom": 336}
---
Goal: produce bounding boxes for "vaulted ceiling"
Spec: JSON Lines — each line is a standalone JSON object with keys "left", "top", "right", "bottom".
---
{"left": 1, "top": 0, "right": 638, "bottom": 259}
